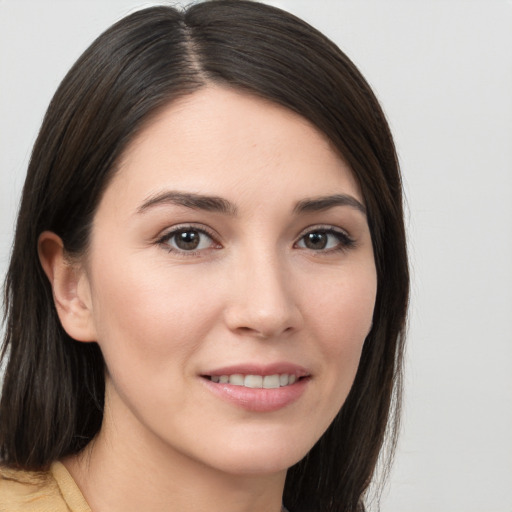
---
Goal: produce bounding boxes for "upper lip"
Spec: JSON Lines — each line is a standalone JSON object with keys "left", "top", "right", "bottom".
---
{"left": 201, "top": 362, "right": 311, "bottom": 378}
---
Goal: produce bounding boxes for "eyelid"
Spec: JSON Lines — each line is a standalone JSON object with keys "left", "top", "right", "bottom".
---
{"left": 296, "top": 224, "right": 352, "bottom": 240}
{"left": 294, "top": 224, "right": 356, "bottom": 251}
{"left": 156, "top": 223, "right": 222, "bottom": 254}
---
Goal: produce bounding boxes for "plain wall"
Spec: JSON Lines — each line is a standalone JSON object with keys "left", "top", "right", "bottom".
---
{"left": 1, "top": 1, "right": 511, "bottom": 511}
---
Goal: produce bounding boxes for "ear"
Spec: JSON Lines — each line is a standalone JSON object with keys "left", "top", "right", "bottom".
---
{"left": 38, "top": 231, "right": 97, "bottom": 342}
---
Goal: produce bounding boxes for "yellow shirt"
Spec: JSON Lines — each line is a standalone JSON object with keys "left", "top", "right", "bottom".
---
{"left": 0, "top": 461, "right": 91, "bottom": 512}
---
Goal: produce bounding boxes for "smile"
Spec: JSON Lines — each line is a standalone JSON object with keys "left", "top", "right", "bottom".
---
{"left": 206, "top": 373, "right": 298, "bottom": 388}
{"left": 201, "top": 364, "right": 311, "bottom": 411}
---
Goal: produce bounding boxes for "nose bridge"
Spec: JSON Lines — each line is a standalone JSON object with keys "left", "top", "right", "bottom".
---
{"left": 226, "top": 242, "right": 300, "bottom": 338}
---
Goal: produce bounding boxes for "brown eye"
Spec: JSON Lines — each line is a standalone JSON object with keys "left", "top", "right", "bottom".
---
{"left": 174, "top": 229, "right": 201, "bottom": 250}
{"left": 304, "top": 232, "right": 328, "bottom": 250}
{"left": 162, "top": 227, "right": 216, "bottom": 253}
{"left": 296, "top": 228, "right": 355, "bottom": 252}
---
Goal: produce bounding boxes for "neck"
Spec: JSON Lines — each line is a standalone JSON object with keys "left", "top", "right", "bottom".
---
{"left": 63, "top": 389, "right": 286, "bottom": 512}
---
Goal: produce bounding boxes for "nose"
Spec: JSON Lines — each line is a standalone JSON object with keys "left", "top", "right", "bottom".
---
{"left": 223, "top": 251, "right": 303, "bottom": 339}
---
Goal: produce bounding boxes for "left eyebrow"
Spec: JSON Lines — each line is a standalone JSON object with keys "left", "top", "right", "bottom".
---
{"left": 293, "top": 194, "right": 366, "bottom": 216}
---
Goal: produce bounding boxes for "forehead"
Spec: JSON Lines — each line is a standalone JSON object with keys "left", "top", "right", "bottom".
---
{"left": 107, "top": 86, "right": 362, "bottom": 211}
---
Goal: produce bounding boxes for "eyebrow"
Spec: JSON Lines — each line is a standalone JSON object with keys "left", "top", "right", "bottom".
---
{"left": 294, "top": 194, "right": 366, "bottom": 216}
{"left": 137, "top": 191, "right": 366, "bottom": 217}
{"left": 137, "top": 191, "right": 238, "bottom": 215}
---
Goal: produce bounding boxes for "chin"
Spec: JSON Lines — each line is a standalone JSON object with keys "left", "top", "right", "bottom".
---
{"left": 193, "top": 427, "right": 316, "bottom": 476}
{"left": 210, "top": 452, "right": 302, "bottom": 477}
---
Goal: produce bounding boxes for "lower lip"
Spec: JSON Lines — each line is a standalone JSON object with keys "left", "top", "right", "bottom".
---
{"left": 201, "top": 377, "right": 309, "bottom": 412}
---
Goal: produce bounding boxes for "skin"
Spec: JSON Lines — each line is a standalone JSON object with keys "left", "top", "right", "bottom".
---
{"left": 39, "top": 86, "right": 377, "bottom": 512}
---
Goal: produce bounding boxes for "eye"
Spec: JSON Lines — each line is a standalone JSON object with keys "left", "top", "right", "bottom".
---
{"left": 295, "top": 228, "right": 354, "bottom": 252}
{"left": 159, "top": 227, "right": 219, "bottom": 253}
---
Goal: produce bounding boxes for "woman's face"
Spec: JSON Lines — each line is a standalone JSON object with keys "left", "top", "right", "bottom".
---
{"left": 79, "top": 87, "right": 376, "bottom": 475}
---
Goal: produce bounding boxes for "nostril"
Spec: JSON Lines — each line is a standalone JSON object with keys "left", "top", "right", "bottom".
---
{"left": 235, "top": 325, "right": 292, "bottom": 339}
{"left": 223, "top": 294, "right": 302, "bottom": 339}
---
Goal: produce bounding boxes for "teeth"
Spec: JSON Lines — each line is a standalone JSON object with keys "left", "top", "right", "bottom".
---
{"left": 209, "top": 373, "right": 300, "bottom": 388}
{"left": 263, "top": 375, "right": 280, "bottom": 389}
{"left": 230, "top": 374, "right": 244, "bottom": 386}
{"left": 244, "top": 375, "right": 263, "bottom": 388}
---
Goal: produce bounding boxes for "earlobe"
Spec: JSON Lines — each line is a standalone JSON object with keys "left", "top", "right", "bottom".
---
{"left": 38, "top": 231, "right": 97, "bottom": 342}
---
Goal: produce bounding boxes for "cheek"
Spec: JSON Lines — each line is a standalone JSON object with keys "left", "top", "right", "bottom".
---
{"left": 88, "top": 255, "right": 223, "bottom": 370}
{"left": 303, "top": 264, "right": 376, "bottom": 395}
{"left": 87, "top": 258, "right": 228, "bottom": 423}
{"left": 305, "top": 264, "right": 376, "bottom": 346}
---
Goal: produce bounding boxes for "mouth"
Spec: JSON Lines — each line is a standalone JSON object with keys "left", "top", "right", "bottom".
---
{"left": 200, "top": 364, "right": 311, "bottom": 411}
{"left": 202, "top": 373, "right": 307, "bottom": 389}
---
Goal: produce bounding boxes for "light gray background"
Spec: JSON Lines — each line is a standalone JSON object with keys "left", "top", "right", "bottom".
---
{"left": 1, "top": 1, "right": 511, "bottom": 511}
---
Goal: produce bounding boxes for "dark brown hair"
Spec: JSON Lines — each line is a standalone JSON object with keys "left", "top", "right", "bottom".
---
{"left": 0, "top": 2, "right": 408, "bottom": 511}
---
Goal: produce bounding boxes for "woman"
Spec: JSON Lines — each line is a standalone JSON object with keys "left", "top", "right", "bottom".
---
{"left": 0, "top": 1, "right": 408, "bottom": 511}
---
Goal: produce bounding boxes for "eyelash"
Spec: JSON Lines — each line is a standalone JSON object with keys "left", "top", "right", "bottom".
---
{"left": 157, "top": 224, "right": 355, "bottom": 257}
{"left": 157, "top": 224, "right": 220, "bottom": 257}
{"left": 294, "top": 225, "right": 356, "bottom": 254}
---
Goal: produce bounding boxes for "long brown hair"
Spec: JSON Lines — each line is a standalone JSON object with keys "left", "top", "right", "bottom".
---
{"left": 0, "top": 2, "right": 408, "bottom": 511}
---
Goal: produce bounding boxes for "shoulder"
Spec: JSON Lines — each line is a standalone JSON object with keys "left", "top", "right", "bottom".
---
{"left": 0, "top": 463, "right": 72, "bottom": 512}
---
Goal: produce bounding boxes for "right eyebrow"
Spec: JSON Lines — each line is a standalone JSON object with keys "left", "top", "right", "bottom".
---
{"left": 136, "top": 191, "right": 238, "bottom": 216}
